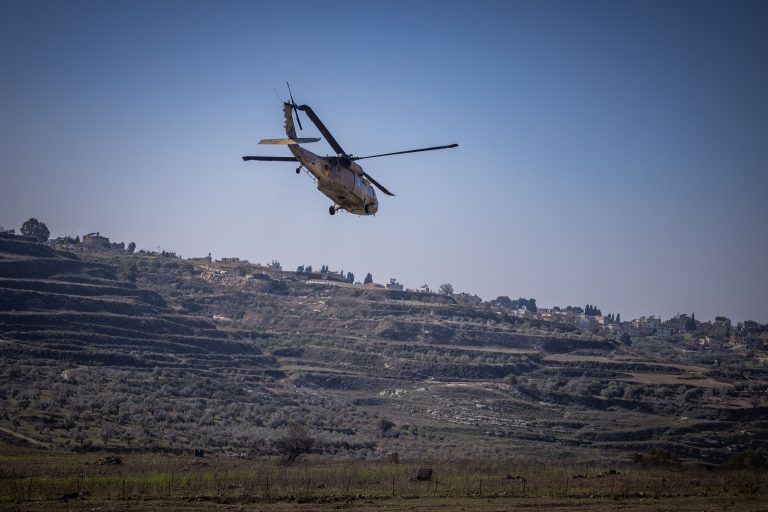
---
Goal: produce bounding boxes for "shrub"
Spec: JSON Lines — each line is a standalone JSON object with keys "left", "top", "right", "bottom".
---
{"left": 633, "top": 447, "right": 681, "bottom": 468}
{"left": 723, "top": 448, "right": 768, "bottom": 469}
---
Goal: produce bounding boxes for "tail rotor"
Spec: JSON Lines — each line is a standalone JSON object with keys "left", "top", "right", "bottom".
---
{"left": 286, "top": 82, "right": 303, "bottom": 131}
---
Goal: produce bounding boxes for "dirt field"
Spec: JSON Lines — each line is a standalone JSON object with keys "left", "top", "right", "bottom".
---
{"left": 5, "top": 494, "right": 768, "bottom": 511}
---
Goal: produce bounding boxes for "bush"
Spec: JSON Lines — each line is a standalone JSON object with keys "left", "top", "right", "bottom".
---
{"left": 723, "top": 448, "right": 768, "bottom": 469}
{"left": 379, "top": 417, "right": 395, "bottom": 434}
{"left": 633, "top": 447, "right": 681, "bottom": 468}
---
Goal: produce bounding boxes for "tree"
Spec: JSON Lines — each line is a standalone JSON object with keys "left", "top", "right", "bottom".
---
{"left": 438, "top": 283, "right": 454, "bottom": 295}
{"left": 120, "top": 262, "right": 137, "bottom": 283}
{"left": 686, "top": 313, "right": 697, "bottom": 332}
{"left": 455, "top": 292, "right": 482, "bottom": 306}
{"left": 305, "top": 265, "right": 312, "bottom": 273}
{"left": 585, "top": 304, "right": 602, "bottom": 316}
{"left": 492, "top": 296, "right": 514, "bottom": 309}
{"left": 274, "top": 423, "right": 314, "bottom": 464}
{"left": 378, "top": 417, "right": 395, "bottom": 434}
{"left": 364, "top": 273, "right": 373, "bottom": 284}
{"left": 346, "top": 272, "right": 355, "bottom": 283}
{"left": 127, "top": 241, "right": 136, "bottom": 254}
{"left": 296, "top": 265, "right": 304, "bottom": 273}
{"left": 616, "top": 313, "right": 621, "bottom": 323}
{"left": 20, "top": 218, "right": 50, "bottom": 242}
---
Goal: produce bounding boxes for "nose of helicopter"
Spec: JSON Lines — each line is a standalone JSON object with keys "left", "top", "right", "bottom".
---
{"left": 364, "top": 202, "right": 378, "bottom": 215}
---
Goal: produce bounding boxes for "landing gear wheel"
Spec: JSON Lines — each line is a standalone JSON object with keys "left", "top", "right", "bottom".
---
{"left": 329, "top": 205, "right": 336, "bottom": 216}
{"left": 295, "top": 167, "right": 302, "bottom": 174}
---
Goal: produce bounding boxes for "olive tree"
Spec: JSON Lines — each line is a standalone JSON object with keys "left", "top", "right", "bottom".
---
{"left": 20, "top": 218, "right": 50, "bottom": 242}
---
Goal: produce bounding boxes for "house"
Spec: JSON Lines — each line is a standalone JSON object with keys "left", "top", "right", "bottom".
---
{"left": 699, "top": 336, "right": 723, "bottom": 351}
{"left": 386, "top": 278, "right": 403, "bottom": 291}
{"left": 743, "top": 320, "right": 761, "bottom": 334}
{"left": 578, "top": 315, "right": 596, "bottom": 329}
{"left": 668, "top": 314, "right": 692, "bottom": 333}
{"left": 633, "top": 316, "right": 661, "bottom": 333}
{"left": 82, "top": 232, "right": 110, "bottom": 250}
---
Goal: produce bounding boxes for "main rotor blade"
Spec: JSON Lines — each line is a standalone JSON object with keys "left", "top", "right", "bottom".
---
{"left": 296, "top": 105, "right": 346, "bottom": 156}
{"left": 351, "top": 143, "right": 459, "bottom": 161}
{"left": 361, "top": 171, "right": 395, "bottom": 196}
{"left": 242, "top": 156, "right": 298, "bottom": 161}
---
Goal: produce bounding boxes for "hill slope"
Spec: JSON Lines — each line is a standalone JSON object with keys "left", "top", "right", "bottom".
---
{"left": 1, "top": 237, "right": 766, "bottom": 465}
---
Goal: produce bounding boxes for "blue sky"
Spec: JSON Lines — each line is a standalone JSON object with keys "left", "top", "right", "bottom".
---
{"left": 1, "top": 0, "right": 766, "bottom": 322}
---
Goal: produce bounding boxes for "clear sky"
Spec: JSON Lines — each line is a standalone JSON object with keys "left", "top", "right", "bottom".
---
{"left": 1, "top": 0, "right": 766, "bottom": 323}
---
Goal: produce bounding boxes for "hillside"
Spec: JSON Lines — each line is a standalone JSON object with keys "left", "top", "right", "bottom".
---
{"left": 1, "top": 236, "right": 767, "bottom": 467}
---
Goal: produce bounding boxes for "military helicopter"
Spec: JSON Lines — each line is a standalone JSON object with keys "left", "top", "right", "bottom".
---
{"left": 242, "top": 86, "right": 458, "bottom": 216}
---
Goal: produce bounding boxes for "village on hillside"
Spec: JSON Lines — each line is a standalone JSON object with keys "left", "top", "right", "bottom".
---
{"left": 21, "top": 226, "right": 762, "bottom": 358}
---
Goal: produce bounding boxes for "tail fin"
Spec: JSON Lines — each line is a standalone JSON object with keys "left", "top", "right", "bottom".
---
{"left": 258, "top": 137, "right": 320, "bottom": 145}
{"left": 283, "top": 102, "right": 297, "bottom": 139}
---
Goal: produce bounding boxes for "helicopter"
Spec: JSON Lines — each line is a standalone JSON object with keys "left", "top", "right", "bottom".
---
{"left": 242, "top": 86, "right": 458, "bottom": 216}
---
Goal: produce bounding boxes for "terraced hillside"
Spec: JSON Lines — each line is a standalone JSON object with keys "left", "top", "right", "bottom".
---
{"left": 1, "top": 237, "right": 766, "bottom": 467}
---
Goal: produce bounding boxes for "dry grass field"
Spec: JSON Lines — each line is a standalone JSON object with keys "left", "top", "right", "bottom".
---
{"left": 1, "top": 448, "right": 766, "bottom": 511}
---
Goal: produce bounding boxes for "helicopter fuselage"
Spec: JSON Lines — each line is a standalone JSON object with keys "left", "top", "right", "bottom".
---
{"left": 242, "top": 95, "right": 456, "bottom": 216}
{"left": 289, "top": 145, "right": 378, "bottom": 215}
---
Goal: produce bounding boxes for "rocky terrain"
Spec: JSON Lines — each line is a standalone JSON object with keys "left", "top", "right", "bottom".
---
{"left": 1, "top": 235, "right": 767, "bottom": 467}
